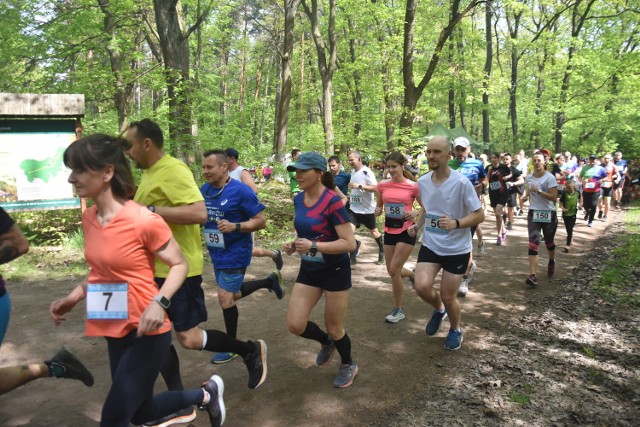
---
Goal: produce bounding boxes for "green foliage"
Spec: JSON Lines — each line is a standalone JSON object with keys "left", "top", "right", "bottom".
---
{"left": 508, "top": 383, "right": 534, "bottom": 405}
{"left": 12, "top": 209, "right": 83, "bottom": 246}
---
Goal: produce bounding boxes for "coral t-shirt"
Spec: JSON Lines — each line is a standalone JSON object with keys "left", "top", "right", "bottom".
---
{"left": 377, "top": 179, "right": 419, "bottom": 234}
{"left": 83, "top": 201, "right": 172, "bottom": 338}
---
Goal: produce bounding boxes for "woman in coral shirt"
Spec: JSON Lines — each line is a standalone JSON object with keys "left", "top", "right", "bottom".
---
{"left": 50, "top": 134, "right": 224, "bottom": 427}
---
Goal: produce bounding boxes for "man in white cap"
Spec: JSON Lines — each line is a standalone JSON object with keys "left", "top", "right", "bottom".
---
{"left": 447, "top": 137, "right": 486, "bottom": 297}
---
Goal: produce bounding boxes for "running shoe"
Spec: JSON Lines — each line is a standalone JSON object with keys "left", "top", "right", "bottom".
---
{"left": 376, "top": 252, "right": 385, "bottom": 265}
{"left": 602, "top": 215, "right": 608, "bottom": 221}
{"left": 350, "top": 240, "right": 361, "bottom": 265}
{"left": 477, "top": 241, "right": 486, "bottom": 256}
{"left": 355, "top": 239, "right": 361, "bottom": 257}
{"left": 244, "top": 340, "right": 267, "bottom": 389}
{"left": 496, "top": 236, "right": 503, "bottom": 246}
{"left": 408, "top": 268, "right": 416, "bottom": 289}
{"left": 525, "top": 274, "right": 538, "bottom": 287}
{"left": 458, "top": 277, "right": 469, "bottom": 297}
{"left": 334, "top": 361, "right": 358, "bottom": 388}
{"left": 444, "top": 329, "right": 463, "bottom": 351}
{"left": 384, "top": 307, "right": 406, "bottom": 324}
{"left": 425, "top": 309, "right": 448, "bottom": 336}
{"left": 316, "top": 339, "right": 336, "bottom": 366}
{"left": 45, "top": 346, "right": 94, "bottom": 387}
{"left": 588, "top": 222, "right": 593, "bottom": 227}
{"left": 268, "top": 270, "right": 284, "bottom": 299}
{"left": 211, "top": 352, "right": 239, "bottom": 364}
{"left": 143, "top": 407, "right": 196, "bottom": 427}
{"left": 506, "top": 221, "right": 513, "bottom": 231}
{"left": 583, "top": 211, "right": 588, "bottom": 221}
{"left": 598, "top": 210, "right": 603, "bottom": 219}
{"left": 547, "top": 260, "right": 555, "bottom": 278}
{"left": 199, "top": 374, "right": 225, "bottom": 427}
{"left": 273, "top": 249, "right": 284, "bottom": 270}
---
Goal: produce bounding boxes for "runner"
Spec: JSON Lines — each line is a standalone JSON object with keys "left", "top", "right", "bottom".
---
{"left": 613, "top": 151, "right": 627, "bottom": 208}
{"left": 598, "top": 154, "right": 616, "bottom": 220}
{"left": 502, "top": 153, "right": 524, "bottom": 230}
{"left": 51, "top": 134, "right": 226, "bottom": 427}
{"left": 559, "top": 177, "right": 580, "bottom": 252}
{"left": 579, "top": 154, "right": 607, "bottom": 227}
{"left": 374, "top": 152, "right": 423, "bottom": 324}
{"left": 284, "top": 152, "right": 359, "bottom": 388}
{"left": 0, "top": 208, "right": 93, "bottom": 396}
{"left": 201, "top": 150, "right": 283, "bottom": 365}
{"left": 347, "top": 151, "right": 385, "bottom": 265}
{"left": 225, "top": 148, "right": 284, "bottom": 271}
{"left": 521, "top": 152, "right": 558, "bottom": 287}
{"left": 126, "top": 120, "right": 266, "bottom": 427}
{"left": 485, "top": 152, "right": 514, "bottom": 245}
{"left": 409, "top": 136, "right": 484, "bottom": 351}
{"left": 448, "top": 137, "right": 486, "bottom": 297}
{"left": 328, "top": 155, "right": 351, "bottom": 197}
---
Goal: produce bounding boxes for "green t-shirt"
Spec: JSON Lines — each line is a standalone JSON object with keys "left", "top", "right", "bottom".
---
{"left": 560, "top": 190, "right": 579, "bottom": 217}
{"left": 288, "top": 162, "right": 300, "bottom": 194}
{"left": 134, "top": 155, "right": 204, "bottom": 278}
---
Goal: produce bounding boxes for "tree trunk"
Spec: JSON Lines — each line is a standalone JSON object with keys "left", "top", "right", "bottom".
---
{"left": 507, "top": 9, "right": 522, "bottom": 150}
{"left": 239, "top": 5, "right": 248, "bottom": 112}
{"left": 275, "top": 0, "right": 302, "bottom": 162}
{"left": 482, "top": 0, "right": 492, "bottom": 145}
{"left": 302, "top": 0, "right": 337, "bottom": 154}
{"left": 382, "top": 63, "right": 396, "bottom": 149}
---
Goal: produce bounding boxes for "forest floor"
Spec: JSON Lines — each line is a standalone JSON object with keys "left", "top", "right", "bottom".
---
{"left": 0, "top": 204, "right": 638, "bottom": 426}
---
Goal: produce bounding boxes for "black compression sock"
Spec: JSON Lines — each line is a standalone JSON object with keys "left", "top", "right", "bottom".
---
{"left": 203, "top": 329, "right": 252, "bottom": 357}
{"left": 375, "top": 236, "right": 384, "bottom": 252}
{"left": 334, "top": 332, "right": 352, "bottom": 365}
{"left": 222, "top": 305, "right": 239, "bottom": 338}
{"left": 240, "top": 277, "right": 272, "bottom": 298}
{"left": 300, "top": 321, "right": 330, "bottom": 345}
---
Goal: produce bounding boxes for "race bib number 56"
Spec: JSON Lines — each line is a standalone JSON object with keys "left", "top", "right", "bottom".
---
{"left": 424, "top": 213, "right": 449, "bottom": 234}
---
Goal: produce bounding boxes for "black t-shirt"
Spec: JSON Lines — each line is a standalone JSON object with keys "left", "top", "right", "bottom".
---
{"left": 485, "top": 164, "right": 512, "bottom": 195}
{"left": 0, "top": 207, "right": 14, "bottom": 235}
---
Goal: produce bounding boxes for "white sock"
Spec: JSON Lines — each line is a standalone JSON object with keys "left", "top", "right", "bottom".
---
{"left": 201, "top": 389, "right": 211, "bottom": 405}
{"left": 201, "top": 329, "right": 207, "bottom": 351}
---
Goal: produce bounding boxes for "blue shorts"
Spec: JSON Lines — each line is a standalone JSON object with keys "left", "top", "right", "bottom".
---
{"left": 214, "top": 267, "right": 247, "bottom": 293}
{"left": 154, "top": 275, "right": 207, "bottom": 333}
{"left": 0, "top": 290, "right": 10, "bottom": 346}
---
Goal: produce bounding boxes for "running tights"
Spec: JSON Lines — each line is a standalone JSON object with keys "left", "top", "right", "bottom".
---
{"left": 102, "top": 331, "right": 203, "bottom": 427}
{"left": 583, "top": 192, "right": 599, "bottom": 223}
{"left": 563, "top": 216, "right": 576, "bottom": 245}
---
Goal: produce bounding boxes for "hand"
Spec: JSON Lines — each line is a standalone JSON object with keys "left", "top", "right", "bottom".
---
{"left": 402, "top": 210, "right": 418, "bottom": 221}
{"left": 293, "top": 238, "right": 313, "bottom": 254}
{"left": 216, "top": 219, "right": 235, "bottom": 233}
{"left": 348, "top": 182, "right": 359, "bottom": 190}
{"left": 529, "top": 185, "right": 539, "bottom": 194}
{"left": 439, "top": 215, "right": 453, "bottom": 231}
{"left": 407, "top": 225, "right": 417, "bottom": 237}
{"left": 137, "top": 302, "right": 166, "bottom": 337}
{"left": 50, "top": 298, "right": 75, "bottom": 325}
{"left": 283, "top": 241, "right": 296, "bottom": 256}
{"left": 374, "top": 207, "right": 382, "bottom": 216}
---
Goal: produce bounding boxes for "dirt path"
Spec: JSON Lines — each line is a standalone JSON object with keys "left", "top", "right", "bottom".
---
{"left": 1, "top": 208, "right": 638, "bottom": 426}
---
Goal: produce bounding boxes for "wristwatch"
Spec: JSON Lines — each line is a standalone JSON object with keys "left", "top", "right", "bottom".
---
{"left": 147, "top": 205, "right": 156, "bottom": 213}
{"left": 153, "top": 294, "right": 171, "bottom": 310}
{"left": 358, "top": 184, "right": 363, "bottom": 190}
{"left": 235, "top": 223, "right": 242, "bottom": 232}
{"left": 309, "top": 241, "right": 318, "bottom": 257}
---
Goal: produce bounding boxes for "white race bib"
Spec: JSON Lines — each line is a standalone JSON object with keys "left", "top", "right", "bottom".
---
{"left": 87, "top": 283, "right": 128, "bottom": 320}
{"left": 424, "top": 213, "right": 449, "bottom": 234}
{"left": 585, "top": 182, "right": 596, "bottom": 189}
{"left": 533, "top": 210, "right": 552, "bottom": 223}
{"left": 384, "top": 203, "right": 404, "bottom": 219}
{"left": 350, "top": 194, "right": 363, "bottom": 207}
{"left": 489, "top": 181, "right": 501, "bottom": 191}
{"left": 204, "top": 229, "right": 225, "bottom": 249}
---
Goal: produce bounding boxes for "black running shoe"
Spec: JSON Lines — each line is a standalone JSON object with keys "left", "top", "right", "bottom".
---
{"left": 45, "top": 346, "right": 94, "bottom": 387}
{"left": 199, "top": 375, "right": 225, "bottom": 427}
{"left": 525, "top": 274, "right": 538, "bottom": 287}
{"left": 273, "top": 249, "right": 284, "bottom": 271}
{"left": 268, "top": 271, "right": 284, "bottom": 299}
{"left": 244, "top": 340, "right": 267, "bottom": 389}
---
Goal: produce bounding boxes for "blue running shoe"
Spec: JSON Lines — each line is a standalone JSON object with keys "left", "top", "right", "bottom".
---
{"left": 425, "top": 309, "right": 448, "bottom": 336}
{"left": 444, "top": 329, "right": 463, "bottom": 351}
{"left": 211, "top": 352, "right": 239, "bottom": 364}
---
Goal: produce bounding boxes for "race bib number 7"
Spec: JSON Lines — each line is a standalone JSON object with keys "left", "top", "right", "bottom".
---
{"left": 87, "top": 283, "right": 128, "bottom": 320}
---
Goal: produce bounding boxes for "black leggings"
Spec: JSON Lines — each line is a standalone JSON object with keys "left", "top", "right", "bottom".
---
{"left": 563, "top": 216, "right": 576, "bottom": 245}
{"left": 102, "top": 331, "right": 203, "bottom": 427}
{"left": 583, "top": 192, "right": 600, "bottom": 223}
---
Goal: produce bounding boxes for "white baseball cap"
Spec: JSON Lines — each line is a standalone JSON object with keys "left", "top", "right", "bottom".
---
{"left": 453, "top": 137, "right": 470, "bottom": 148}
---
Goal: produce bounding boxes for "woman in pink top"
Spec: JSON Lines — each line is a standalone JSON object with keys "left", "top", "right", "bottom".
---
{"left": 49, "top": 135, "right": 225, "bottom": 427}
{"left": 375, "top": 152, "right": 424, "bottom": 324}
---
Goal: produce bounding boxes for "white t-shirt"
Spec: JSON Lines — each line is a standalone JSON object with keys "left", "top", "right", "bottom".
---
{"left": 418, "top": 169, "right": 482, "bottom": 256}
{"left": 526, "top": 172, "right": 557, "bottom": 211}
{"left": 229, "top": 165, "right": 245, "bottom": 182}
{"left": 349, "top": 166, "right": 377, "bottom": 214}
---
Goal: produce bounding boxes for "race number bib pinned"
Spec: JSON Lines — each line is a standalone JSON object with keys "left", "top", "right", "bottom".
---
{"left": 204, "top": 229, "right": 225, "bottom": 249}
{"left": 350, "top": 194, "right": 363, "bottom": 208}
{"left": 489, "top": 181, "right": 501, "bottom": 191}
{"left": 87, "top": 283, "right": 128, "bottom": 320}
{"left": 424, "top": 213, "right": 449, "bottom": 234}
{"left": 532, "top": 210, "right": 552, "bottom": 223}
{"left": 301, "top": 252, "right": 324, "bottom": 263}
{"left": 585, "top": 182, "right": 596, "bottom": 189}
{"left": 384, "top": 203, "right": 404, "bottom": 218}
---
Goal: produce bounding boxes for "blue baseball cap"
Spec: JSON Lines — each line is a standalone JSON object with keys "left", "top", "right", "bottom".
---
{"left": 286, "top": 152, "right": 327, "bottom": 172}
